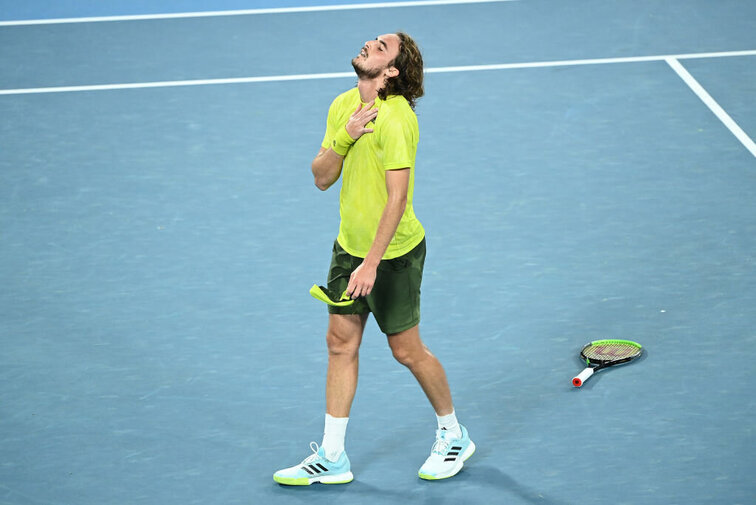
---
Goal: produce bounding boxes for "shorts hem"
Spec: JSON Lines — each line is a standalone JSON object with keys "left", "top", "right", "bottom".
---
{"left": 381, "top": 318, "right": 420, "bottom": 336}
{"left": 327, "top": 305, "right": 370, "bottom": 315}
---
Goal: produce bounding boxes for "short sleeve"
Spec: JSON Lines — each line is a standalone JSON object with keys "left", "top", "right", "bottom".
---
{"left": 380, "top": 113, "right": 416, "bottom": 170}
{"left": 321, "top": 99, "right": 340, "bottom": 150}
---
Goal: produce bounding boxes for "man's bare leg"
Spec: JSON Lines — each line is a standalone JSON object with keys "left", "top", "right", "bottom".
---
{"left": 386, "top": 324, "right": 454, "bottom": 416}
{"left": 388, "top": 324, "right": 475, "bottom": 480}
{"left": 325, "top": 313, "right": 369, "bottom": 417}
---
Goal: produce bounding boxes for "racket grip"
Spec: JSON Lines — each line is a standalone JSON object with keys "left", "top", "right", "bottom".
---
{"left": 572, "top": 367, "right": 594, "bottom": 387}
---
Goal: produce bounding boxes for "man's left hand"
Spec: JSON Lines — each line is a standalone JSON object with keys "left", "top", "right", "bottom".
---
{"left": 346, "top": 261, "right": 377, "bottom": 299}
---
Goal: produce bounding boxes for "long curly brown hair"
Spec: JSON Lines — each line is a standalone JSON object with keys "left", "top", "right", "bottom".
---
{"left": 378, "top": 32, "right": 424, "bottom": 110}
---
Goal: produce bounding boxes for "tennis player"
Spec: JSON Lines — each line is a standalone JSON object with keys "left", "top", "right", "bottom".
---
{"left": 274, "top": 32, "right": 474, "bottom": 485}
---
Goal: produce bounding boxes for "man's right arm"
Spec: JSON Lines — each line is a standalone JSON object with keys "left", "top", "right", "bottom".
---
{"left": 312, "top": 100, "right": 379, "bottom": 191}
{"left": 311, "top": 147, "right": 344, "bottom": 191}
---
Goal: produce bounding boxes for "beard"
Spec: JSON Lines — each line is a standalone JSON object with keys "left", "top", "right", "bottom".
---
{"left": 351, "top": 57, "right": 383, "bottom": 79}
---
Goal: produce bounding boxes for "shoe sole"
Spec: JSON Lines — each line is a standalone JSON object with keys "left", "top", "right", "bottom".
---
{"left": 274, "top": 471, "right": 354, "bottom": 486}
{"left": 418, "top": 441, "right": 476, "bottom": 481}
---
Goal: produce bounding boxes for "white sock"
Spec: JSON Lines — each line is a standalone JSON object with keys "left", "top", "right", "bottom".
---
{"left": 321, "top": 413, "right": 349, "bottom": 462}
{"left": 436, "top": 409, "right": 462, "bottom": 439}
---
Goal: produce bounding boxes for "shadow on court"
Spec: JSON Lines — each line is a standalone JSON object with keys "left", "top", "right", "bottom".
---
{"left": 458, "top": 466, "right": 574, "bottom": 505}
{"left": 270, "top": 466, "right": 573, "bottom": 505}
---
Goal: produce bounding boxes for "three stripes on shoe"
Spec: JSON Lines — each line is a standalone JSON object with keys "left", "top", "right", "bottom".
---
{"left": 444, "top": 446, "right": 463, "bottom": 462}
{"left": 301, "top": 462, "right": 330, "bottom": 475}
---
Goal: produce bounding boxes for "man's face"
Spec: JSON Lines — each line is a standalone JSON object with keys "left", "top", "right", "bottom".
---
{"left": 351, "top": 33, "right": 401, "bottom": 79}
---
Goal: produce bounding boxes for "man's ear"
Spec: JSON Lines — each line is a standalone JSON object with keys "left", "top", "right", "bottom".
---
{"left": 385, "top": 66, "right": 399, "bottom": 78}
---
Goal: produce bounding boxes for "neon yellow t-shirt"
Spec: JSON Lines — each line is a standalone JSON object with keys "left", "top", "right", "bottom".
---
{"left": 321, "top": 87, "right": 425, "bottom": 259}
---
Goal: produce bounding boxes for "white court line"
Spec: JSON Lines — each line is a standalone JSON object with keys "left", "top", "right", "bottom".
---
{"left": 0, "top": 0, "right": 519, "bottom": 26}
{"left": 0, "top": 72, "right": 356, "bottom": 95}
{"left": 1, "top": 49, "right": 754, "bottom": 96}
{"left": 426, "top": 50, "right": 756, "bottom": 73}
{"left": 666, "top": 58, "right": 756, "bottom": 158}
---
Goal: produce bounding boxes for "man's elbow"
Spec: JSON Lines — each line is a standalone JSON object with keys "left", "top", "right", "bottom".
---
{"left": 311, "top": 163, "right": 328, "bottom": 191}
{"left": 312, "top": 170, "right": 333, "bottom": 191}
{"left": 314, "top": 178, "right": 332, "bottom": 191}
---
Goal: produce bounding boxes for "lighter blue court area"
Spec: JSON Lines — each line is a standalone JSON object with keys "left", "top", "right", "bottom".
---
{"left": 1, "top": 1, "right": 755, "bottom": 504}
{"left": 0, "top": 0, "right": 418, "bottom": 22}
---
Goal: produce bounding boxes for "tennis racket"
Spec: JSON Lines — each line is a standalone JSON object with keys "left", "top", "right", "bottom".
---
{"left": 572, "top": 339, "right": 642, "bottom": 387}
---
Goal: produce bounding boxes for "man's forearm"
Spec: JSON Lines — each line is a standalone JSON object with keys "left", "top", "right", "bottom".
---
{"left": 312, "top": 148, "right": 344, "bottom": 191}
{"left": 363, "top": 193, "right": 407, "bottom": 268}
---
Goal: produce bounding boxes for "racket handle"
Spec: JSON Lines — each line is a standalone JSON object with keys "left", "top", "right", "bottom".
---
{"left": 572, "top": 367, "right": 594, "bottom": 387}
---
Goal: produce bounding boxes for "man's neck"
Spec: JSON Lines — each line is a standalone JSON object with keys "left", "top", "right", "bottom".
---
{"left": 357, "top": 77, "right": 383, "bottom": 103}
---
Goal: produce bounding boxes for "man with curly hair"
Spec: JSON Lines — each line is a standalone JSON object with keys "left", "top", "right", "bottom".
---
{"left": 273, "top": 32, "right": 474, "bottom": 485}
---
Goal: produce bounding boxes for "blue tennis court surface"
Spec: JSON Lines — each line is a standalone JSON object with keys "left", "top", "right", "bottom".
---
{"left": 1, "top": 1, "right": 754, "bottom": 504}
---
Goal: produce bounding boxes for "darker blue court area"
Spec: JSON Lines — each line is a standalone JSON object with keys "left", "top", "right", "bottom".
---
{"left": 1, "top": 1, "right": 754, "bottom": 504}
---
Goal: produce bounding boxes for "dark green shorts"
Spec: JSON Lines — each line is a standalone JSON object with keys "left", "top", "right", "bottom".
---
{"left": 327, "top": 238, "right": 426, "bottom": 335}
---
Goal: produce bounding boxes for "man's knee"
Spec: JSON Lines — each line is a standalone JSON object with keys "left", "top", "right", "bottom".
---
{"left": 326, "top": 314, "right": 365, "bottom": 357}
{"left": 388, "top": 329, "right": 427, "bottom": 367}
{"left": 390, "top": 344, "right": 418, "bottom": 367}
{"left": 326, "top": 331, "right": 360, "bottom": 357}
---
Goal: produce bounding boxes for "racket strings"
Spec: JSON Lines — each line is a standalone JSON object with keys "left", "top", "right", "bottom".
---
{"left": 583, "top": 343, "right": 640, "bottom": 360}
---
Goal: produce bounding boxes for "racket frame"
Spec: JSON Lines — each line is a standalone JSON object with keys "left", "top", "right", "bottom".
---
{"left": 572, "top": 339, "right": 642, "bottom": 387}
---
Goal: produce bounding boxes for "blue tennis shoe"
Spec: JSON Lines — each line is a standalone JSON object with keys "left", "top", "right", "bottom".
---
{"left": 418, "top": 425, "right": 475, "bottom": 480}
{"left": 274, "top": 442, "right": 353, "bottom": 485}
